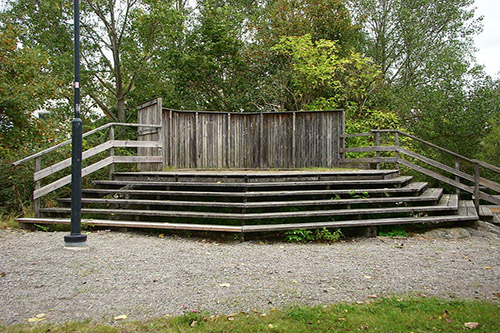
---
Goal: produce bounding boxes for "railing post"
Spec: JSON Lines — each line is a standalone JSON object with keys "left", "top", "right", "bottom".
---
{"left": 109, "top": 125, "right": 115, "bottom": 180}
{"left": 375, "top": 131, "right": 381, "bottom": 170}
{"left": 474, "top": 162, "right": 480, "bottom": 213}
{"left": 454, "top": 157, "right": 460, "bottom": 196}
{"left": 394, "top": 131, "right": 400, "bottom": 171}
{"left": 34, "top": 157, "right": 41, "bottom": 217}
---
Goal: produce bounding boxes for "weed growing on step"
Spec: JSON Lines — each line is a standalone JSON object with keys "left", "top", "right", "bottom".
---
{"left": 285, "top": 227, "right": 343, "bottom": 242}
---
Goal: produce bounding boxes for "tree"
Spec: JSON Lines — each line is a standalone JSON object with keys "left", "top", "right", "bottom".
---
{"left": 272, "top": 34, "right": 384, "bottom": 112}
{"left": 2, "top": 0, "right": 183, "bottom": 122}
{"left": 349, "top": 0, "right": 481, "bottom": 88}
{"left": 0, "top": 25, "right": 60, "bottom": 150}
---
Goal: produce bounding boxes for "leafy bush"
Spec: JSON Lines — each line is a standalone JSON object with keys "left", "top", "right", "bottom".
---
{"left": 285, "top": 227, "right": 343, "bottom": 242}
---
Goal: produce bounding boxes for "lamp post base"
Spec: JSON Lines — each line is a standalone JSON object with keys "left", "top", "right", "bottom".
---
{"left": 64, "top": 234, "right": 87, "bottom": 247}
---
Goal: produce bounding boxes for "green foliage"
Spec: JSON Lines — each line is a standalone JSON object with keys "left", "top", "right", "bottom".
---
{"left": 0, "top": 25, "right": 61, "bottom": 150}
{"left": 378, "top": 225, "right": 409, "bottom": 238}
{"left": 272, "top": 34, "right": 384, "bottom": 112}
{"left": 285, "top": 227, "right": 343, "bottom": 242}
{"left": 480, "top": 116, "right": 500, "bottom": 166}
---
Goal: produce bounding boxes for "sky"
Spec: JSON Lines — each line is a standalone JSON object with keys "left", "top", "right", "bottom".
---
{"left": 474, "top": 0, "right": 500, "bottom": 78}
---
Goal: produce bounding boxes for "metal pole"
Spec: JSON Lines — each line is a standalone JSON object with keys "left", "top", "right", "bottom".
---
{"left": 64, "top": 0, "right": 87, "bottom": 247}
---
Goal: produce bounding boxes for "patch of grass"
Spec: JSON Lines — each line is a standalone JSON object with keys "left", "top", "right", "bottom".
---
{"left": 1, "top": 297, "right": 498, "bottom": 332}
{"left": 0, "top": 210, "right": 21, "bottom": 229}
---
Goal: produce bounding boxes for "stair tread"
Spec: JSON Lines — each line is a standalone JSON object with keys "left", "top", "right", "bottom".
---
{"left": 93, "top": 176, "right": 413, "bottom": 188}
{"left": 41, "top": 194, "right": 457, "bottom": 220}
{"left": 17, "top": 200, "right": 477, "bottom": 233}
{"left": 81, "top": 182, "right": 428, "bottom": 198}
{"left": 478, "top": 205, "right": 494, "bottom": 218}
{"left": 58, "top": 188, "right": 443, "bottom": 208}
{"left": 112, "top": 169, "right": 400, "bottom": 178}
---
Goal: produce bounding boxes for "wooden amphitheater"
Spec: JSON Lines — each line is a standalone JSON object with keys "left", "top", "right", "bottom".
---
{"left": 14, "top": 98, "right": 500, "bottom": 236}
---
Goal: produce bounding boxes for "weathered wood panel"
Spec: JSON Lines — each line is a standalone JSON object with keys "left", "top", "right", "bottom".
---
{"left": 137, "top": 97, "right": 163, "bottom": 171}
{"left": 137, "top": 99, "right": 344, "bottom": 169}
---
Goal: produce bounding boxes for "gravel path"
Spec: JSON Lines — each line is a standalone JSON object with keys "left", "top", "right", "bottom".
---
{"left": 1, "top": 228, "right": 499, "bottom": 325}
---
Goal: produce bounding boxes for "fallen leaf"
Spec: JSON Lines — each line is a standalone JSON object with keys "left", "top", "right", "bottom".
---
{"left": 227, "top": 317, "right": 234, "bottom": 321}
{"left": 0, "top": 272, "right": 6, "bottom": 277}
{"left": 338, "top": 318, "right": 346, "bottom": 321}
{"left": 484, "top": 267, "right": 491, "bottom": 270}
{"left": 35, "top": 313, "right": 46, "bottom": 318}
{"left": 27, "top": 317, "right": 44, "bottom": 323}
{"left": 364, "top": 275, "right": 372, "bottom": 279}
{"left": 464, "top": 322, "right": 480, "bottom": 329}
{"left": 219, "top": 283, "right": 231, "bottom": 288}
{"left": 368, "top": 295, "right": 378, "bottom": 298}
{"left": 158, "top": 234, "right": 164, "bottom": 238}
{"left": 190, "top": 320, "right": 197, "bottom": 327}
{"left": 114, "top": 315, "right": 127, "bottom": 320}
{"left": 268, "top": 324, "right": 274, "bottom": 328}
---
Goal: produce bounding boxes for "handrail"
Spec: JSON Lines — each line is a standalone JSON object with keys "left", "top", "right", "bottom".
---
{"left": 341, "top": 129, "right": 500, "bottom": 208}
{"left": 371, "top": 129, "right": 473, "bottom": 163}
{"left": 12, "top": 122, "right": 162, "bottom": 166}
{"left": 472, "top": 159, "right": 500, "bottom": 174}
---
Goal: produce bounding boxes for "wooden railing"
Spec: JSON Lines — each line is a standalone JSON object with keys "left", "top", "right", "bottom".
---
{"left": 13, "top": 123, "right": 163, "bottom": 216}
{"left": 340, "top": 129, "right": 500, "bottom": 209}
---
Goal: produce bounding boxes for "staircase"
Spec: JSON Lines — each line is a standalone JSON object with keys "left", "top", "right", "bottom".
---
{"left": 18, "top": 169, "right": 478, "bottom": 235}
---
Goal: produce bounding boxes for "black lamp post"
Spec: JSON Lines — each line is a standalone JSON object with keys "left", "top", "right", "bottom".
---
{"left": 64, "top": 0, "right": 87, "bottom": 247}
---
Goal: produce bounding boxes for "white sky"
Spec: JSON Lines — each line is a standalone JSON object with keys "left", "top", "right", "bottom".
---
{"left": 474, "top": 0, "right": 500, "bottom": 78}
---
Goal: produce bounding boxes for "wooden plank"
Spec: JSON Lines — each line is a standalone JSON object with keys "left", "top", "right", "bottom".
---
{"left": 34, "top": 156, "right": 114, "bottom": 199}
{"left": 396, "top": 131, "right": 473, "bottom": 163}
{"left": 398, "top": 159, "right": 474, "bottom": 193}
{"left": 340, "top": 133, "right": 373, "bottom": 138}
{"left": 40, "top": 196, "right": 457, "bottom": 219}
{"left": 472, "top": 159, "right": 500, "bottom": 173}
{"left": 63, "top": 188, "right": 442, "bottom": 208}
{"left": 91, "top": 176, "right": 414, "bottom": 188}
{"left": 16, "top": 217, "right": 242, "bottom": 232}
{"left": 340, "top": 157, "right": 397, "bottom": 164}
{"left": 243, "top": 214, "right": 477, "bottom": 232}
{"left": 34, "top": 141, "right": 113, "bottom": 181}
{"left": 342, "top": 146, "right": 397, "bottom": 153}
{"left": 398, "top": 148, "right": 475, "bottom": 183}
{"left": 81, "top": 182, "right": 427, "bottom": 198}
{"left": 113, "top": 156, "right": 162, "bottom": 163}
{"left": 479, "top": 192, "right": 500, "bottom": 205}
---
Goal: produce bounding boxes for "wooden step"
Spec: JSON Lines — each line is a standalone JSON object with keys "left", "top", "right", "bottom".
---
{"left": 40, "top": 194, "right": 457, "bottom": 221}
{"left": 17, "top": 200, "right": 477, "bottom": 233}
{"left": 81, "top": 182, "right": 428, "bottom": 200}
{"left": 111, "top": 169, "right": 400, "bottom": 182}
{"left": 244, "top": 200, "right": 477, "bottom": 232}
{"left": 58, "top": 188, "right": 443, "bottom": 210}
{"left": 478, "top": 206, "right": 494, "bottom": 222}
{"left": 93, "top": 176, "right": 413, "bottom": 189}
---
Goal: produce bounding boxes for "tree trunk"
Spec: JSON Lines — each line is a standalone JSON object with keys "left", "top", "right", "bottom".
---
{"left": 117, "top": 97, "right": 126, "bottom": 122}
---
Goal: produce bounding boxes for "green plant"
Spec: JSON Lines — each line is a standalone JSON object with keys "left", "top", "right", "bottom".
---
{"left": 378, "top": 225, "right": 408, "bottom": 237}
{"left": 315, "top": 227, "right": 343, "bottom": 242}
{"left": 34, "top": 224, "right": 49, "bottom": 232}
{"left": 285, "top": 227, "right": 343, "bottom": 242}
{"left": 284, "top": 228, "right": 315, "bottom": 242}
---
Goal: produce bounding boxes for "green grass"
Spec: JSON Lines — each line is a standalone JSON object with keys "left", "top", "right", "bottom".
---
{"left": 0, "top": 210, "right": 21, "bottom": 229}
{"left": 2, "top": 297, "right": 498, "bottom": 332}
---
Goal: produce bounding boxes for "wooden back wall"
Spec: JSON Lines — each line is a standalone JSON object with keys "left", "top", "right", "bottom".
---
{"left": 137, "top": 98, "right": 344, "bottom": 170}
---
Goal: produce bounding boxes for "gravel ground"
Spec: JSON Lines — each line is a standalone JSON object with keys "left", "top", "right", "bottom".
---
{"left": 1, "top": 227, "right": 499, "bottom": 325}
